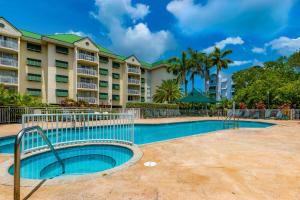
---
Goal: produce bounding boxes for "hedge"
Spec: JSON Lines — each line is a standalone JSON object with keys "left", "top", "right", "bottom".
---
{"left": 126, "top": 102, "right": 178, "bottom": 109}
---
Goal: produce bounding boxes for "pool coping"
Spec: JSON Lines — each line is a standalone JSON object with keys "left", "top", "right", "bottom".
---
{"left": 0, "top": 142, "right": 143, "bottom": 187}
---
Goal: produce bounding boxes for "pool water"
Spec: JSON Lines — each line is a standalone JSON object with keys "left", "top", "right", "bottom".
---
{"left": 8, "top": 145, "right": 133, "bottom": 179}
{"left": 0, "top": 120, "right": 274, "bottom": 154}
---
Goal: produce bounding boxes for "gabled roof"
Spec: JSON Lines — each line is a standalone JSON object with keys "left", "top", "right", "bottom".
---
{"left": 20, "top": 30, "right": 42, "bottom": 40}
{"left": 45, "top": 34, "right": 82, "bottom": 43}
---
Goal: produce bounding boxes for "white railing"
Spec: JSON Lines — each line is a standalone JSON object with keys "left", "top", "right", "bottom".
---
{"left": 0, "top": 57, "right": 18, "bottom": 67}
{"left": 128, "top": 79, "right": 140, "bottom": 84}
{"left": 0, "top": 76, "right": 18, "bottom": 84}
{"left": 128, "top": 89, "right": 140, "bottom": 95}
{"left": 78, "top": 96, "right": 97, "bottom": 104}
{"left": 77, "top": 53, "right": 96, "bottom": 62}
{"left": 128, "top": 67, "right": 140, "bottom": 74}
{"left": 21, "top": 113, "right": 135, "bottom": 153}
{"left": 0, "top": 39, "right": 18, "bottom": 50}
{"left": 77, "top": 82, "right": 97, "bottom": 90}
{"left": 77, "top": 67, "right": 97, "bottom": 76}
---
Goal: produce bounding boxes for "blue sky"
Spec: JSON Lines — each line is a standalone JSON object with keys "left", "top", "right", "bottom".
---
{"left": 1, "top": 0, "right": 300, "bottom": 90}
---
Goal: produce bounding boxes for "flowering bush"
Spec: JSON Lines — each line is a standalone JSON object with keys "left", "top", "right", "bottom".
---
{"left": 239, "top": 102, "right": 247, "bottom": 109}
{"left": 255, "top": 101, "right": 266, "bottom": 109}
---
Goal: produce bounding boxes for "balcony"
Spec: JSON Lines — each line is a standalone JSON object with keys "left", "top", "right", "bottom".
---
{"left": 128, "top": 67, "right": 140, "bottom": 74}
{"left": 128, "top": 89, "right": 140, "bottom": 95}
{"left": 77, "top": 53, "right": 97, "bottom": 62}
{"left": 77, "top": 82, "right": 97, "bottom": 90}
{"left": 128, "top": 78, "right": 140, "bottom": 85}
{"left": 0, "top": 57, "right": 18, "bottom": 68}
{"left": 0, "top": 39, "right": 18, "bottom": 50}
{"left": 0, "top": 76, "right": 18, "bottom": 85}
{"left": 77, "top": 67, "right": 97, "bottom": 76}
{"left": 78, "top": 96, "right": 97, "bottom": 104}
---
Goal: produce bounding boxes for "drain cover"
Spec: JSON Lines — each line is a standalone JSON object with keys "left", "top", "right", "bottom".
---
{"left": 144, "top": 161, "right": 157, "bottom": 167}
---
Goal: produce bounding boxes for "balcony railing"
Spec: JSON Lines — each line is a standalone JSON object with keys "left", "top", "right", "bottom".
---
{"left": 77, "top": 53, "right": 96, "bottom": 62}
{"left": 128, "top": 89, "right": 140, "bottom": 95}
{"left": 128, "top": 78, "right": 140, "bottom": 85}
{"left": 0, "top": 39, "right": 18, "bottom": 50}
{"left": 128, "top": 67, "right": 140, "bottom": 74}
{"left": 0, "top": 76, "right": 18, "bottom": 84}
{"left": 77, "top": 82, "right": 97, "bottom": 90}
{"left": 77, "top": 67, "right": 97, "bottom": 76}
{"left": 77, "top": 97, "right": 97, "bottom": 104}
{"left": 0, "top": 57, "right": 18, "bottom": 67}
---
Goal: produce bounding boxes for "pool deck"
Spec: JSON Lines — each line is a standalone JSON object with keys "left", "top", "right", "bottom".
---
{"left": 1, "top": 117, "right": 300, "bottom": 200}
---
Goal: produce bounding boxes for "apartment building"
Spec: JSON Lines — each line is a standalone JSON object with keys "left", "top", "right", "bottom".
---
{"left": 0, "top": 17, "right": 174, "bottom": 107}
{"left": 208, "top": 72, "right": 235, "bottom": 100}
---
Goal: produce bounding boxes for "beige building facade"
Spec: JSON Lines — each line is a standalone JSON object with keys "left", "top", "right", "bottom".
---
{"left": 0, "top": 17, "right": 175, "bottom": 107}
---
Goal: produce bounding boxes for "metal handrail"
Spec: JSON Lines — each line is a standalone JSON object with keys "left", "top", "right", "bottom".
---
{"left": 14, "top": 126, "right": 65, "bottom": 200}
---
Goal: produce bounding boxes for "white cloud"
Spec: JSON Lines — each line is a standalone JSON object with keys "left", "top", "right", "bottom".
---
{"left": 230, "top": 60, "right": 252, "bottom": 66}
{"left": 266, "top": 36, "right": 300, "bottom": 56}
{"left": 251, "top": 47, "right": 266, "bottom": 54}
{"left": 91, "top": 0, "right": 174, "bottom": 62}
{"left": 167, "top": 0, "right": 295, "bottom": 35}
{"left": 203, "top": 37, "right": 244, "bottom": 53}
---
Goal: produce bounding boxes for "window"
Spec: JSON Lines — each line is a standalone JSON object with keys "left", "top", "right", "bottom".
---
{"left": 141, "top": 87, "right": 145, "bottom": 93}
{"left": 56, "top": 75, "right": 68, "bottom": 83}
{"left": 141, "top": 68, "right": 145, "bottom": 74}
{"left": 99, "top": 68, "right": 108, "bottom": 76}
{"left": 99, "top": 93, "right": 108, "bottom": 100}
{"left": 99, "top": 56, "right": 109, "bottom": 63}
{"left": 99, "top": 80, "right": 108, "bottom": 88}
{"left": 112, "top": 84, "right": 120, "bottom": 90}
{"left": 141, "top": 97, "right": 145, "bottom": 102}
{"left": 27, "top": 43, "right": 41, "bottom": 52}
{"left": 56, "top": 89, "right": 68, "bottom": 97}
{"left": 27, "top": 58, "right": 41, "bottom": 67}
{"left": 27, "top": 88, "right": 41, "bottom": 96}
{"left": 56, "top": 60, "right": 68, "bottom": 68}
{"left": 27, "top": 73, "right": 41, "bottom": 82}
{"left": 141, "top": 78, "right": 145, "bottom": 83}
{"left": 112, "top": 62, "right": 120, "bottom": 69}
{"left": 112, "top": 95, "right": 120, "bottom": 101}
{"left": 112, "top": 73, "right": 120, "bottom": 79}
{"left": 56, "top": 46, "right": 69, "bottom": 55}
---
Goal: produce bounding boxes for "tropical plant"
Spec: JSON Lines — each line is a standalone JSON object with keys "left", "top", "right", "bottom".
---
{"left": 167, "top": 51, "right": 189, "bottom": 95}
{"left": 210, "top": 47, "right": 233, "bottom": 100}
{"left": 288, "top": 50, "right": 300, "bottom": 68}
{"left": 203, "top": 53, "right": 213, "bottom": 94}
{"left": 0, "top": 84, "right": 42, "bottom": 106}
{"left": 186, "top": 48, "right": 205, "bottom": 90}
{"left": 153, "top": 79, "right": 182, "bottom": 103}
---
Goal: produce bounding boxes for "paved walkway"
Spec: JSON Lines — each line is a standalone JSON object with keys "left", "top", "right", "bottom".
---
{"left": 1, "top": 118, "right": 300, "bottom": 200}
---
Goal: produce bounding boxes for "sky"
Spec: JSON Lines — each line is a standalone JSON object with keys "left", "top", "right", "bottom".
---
{"left": 1, "top": 0, "right": 300, "bottom": 90}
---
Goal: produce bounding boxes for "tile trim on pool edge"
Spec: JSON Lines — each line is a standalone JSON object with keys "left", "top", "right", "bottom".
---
{"left": 0, "top": 142, "right": 143, "bottom": 187}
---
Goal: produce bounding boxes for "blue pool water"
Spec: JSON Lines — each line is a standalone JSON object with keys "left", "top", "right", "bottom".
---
{"left": 0, "top": 120, "right": 274, "bottom": 154}
{"left": 8, "top": 145, "right": 133, "bottom": 179}
{"left": 1, "top": 120, "right": 273, "bottom": 179}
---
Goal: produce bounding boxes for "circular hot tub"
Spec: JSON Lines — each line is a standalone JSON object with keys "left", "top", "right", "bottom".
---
{"left": 9, "top": 144, "right": 133, "bottom": 179}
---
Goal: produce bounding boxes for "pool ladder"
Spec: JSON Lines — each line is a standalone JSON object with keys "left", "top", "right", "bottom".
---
{"left": 13, "top": 126, "right": 65, "bottom": 200}
{"left": 223, "top": 113, "right": 240, "bottom": 129}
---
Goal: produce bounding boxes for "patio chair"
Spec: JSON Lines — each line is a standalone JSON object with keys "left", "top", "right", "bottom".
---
{"left": 276, "top": 110, "right": 283, "bottom": 119}
{"left": 265, "top": 110, "right": 271, "bottom": 119}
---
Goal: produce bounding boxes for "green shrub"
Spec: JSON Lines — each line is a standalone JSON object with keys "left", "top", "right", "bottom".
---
{"left": 126, "top": 102, "right": 178, "bottom": 109}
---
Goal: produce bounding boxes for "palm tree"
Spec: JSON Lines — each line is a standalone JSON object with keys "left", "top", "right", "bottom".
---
{"left": 167, "top": 51, "right": 189, "bottom": 95}
{"left": 210, "top": 47, "right": 233, "bottom": 100}
{"left": 187, "top": 48, "right": 205, "bottom": 90}
{"left": 153, "top": 79, "right": 182, "bottom": 103}
{"left": 203, "top": 53, "right": 212, "bottom": 94}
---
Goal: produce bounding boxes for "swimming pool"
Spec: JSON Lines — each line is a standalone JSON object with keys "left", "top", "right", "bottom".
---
{"left": 0, "top": 120, "right": 274, "bottom": 154}
{"left": 8, "top": 145, "right": 133, "bottom": 179}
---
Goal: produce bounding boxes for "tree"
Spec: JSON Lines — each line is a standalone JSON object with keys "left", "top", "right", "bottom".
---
{"left": 203, "top": 53, "right": 213, "bottom": 94}
{"left": 210, "top": 47, "right": 233, "bottom": 100}
{"left": 187, "top": 48, "right": 205, "bottom": 90}
{"left": 167, "top": 51, "right": 189, "bottom": 95}
{"left": 153, "top": 79, "right": 182, "bottom": 103}
{"left": 288, "top": 50, "right": 300, "bottom": 68}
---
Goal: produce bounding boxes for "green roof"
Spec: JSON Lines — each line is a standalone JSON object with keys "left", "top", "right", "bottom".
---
{"left": 45, "top": 34, "right": 82, "bottom": 43}
{"left": 20, "top": 30, "right": 42, "bottom": 40}
{"left": 19, "top": 30, "right": 169, "bottom": 69}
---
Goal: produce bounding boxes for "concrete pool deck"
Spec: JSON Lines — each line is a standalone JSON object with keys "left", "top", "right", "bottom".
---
{"left": 0, "top": 117, "right": 300, "bottom": 200}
